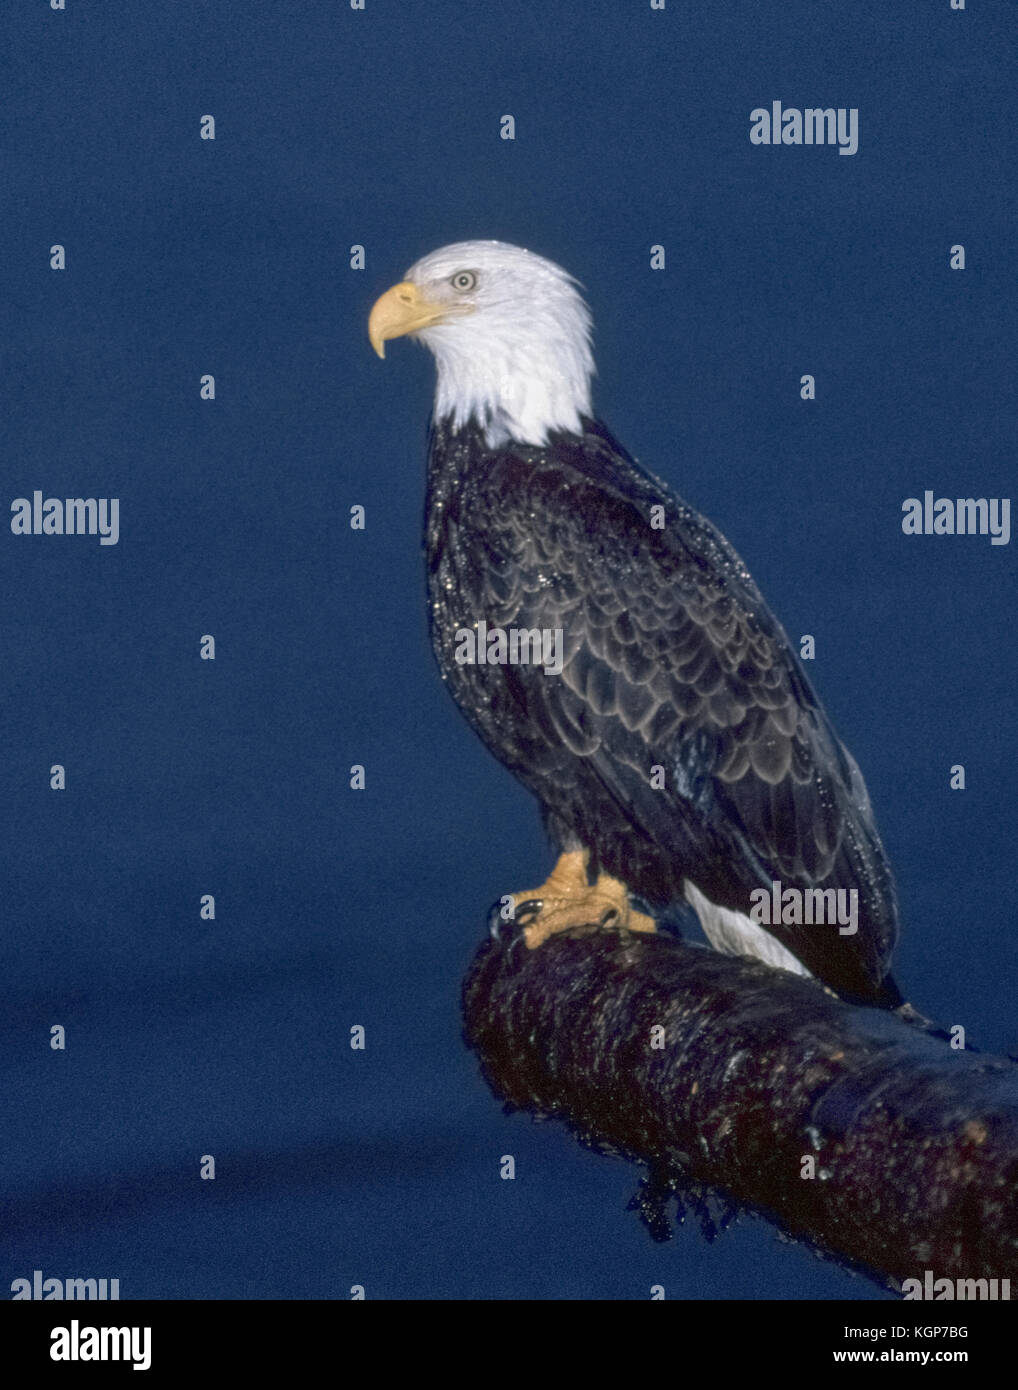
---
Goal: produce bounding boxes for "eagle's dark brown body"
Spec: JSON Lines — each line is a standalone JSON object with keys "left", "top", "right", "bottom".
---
{"left": 424, "top": 414, "right": 901, "bottom": 1007}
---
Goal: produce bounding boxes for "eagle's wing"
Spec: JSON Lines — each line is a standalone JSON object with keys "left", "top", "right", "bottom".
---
{"left": 455, "top": 421, "right": 898, "bottom": 1001}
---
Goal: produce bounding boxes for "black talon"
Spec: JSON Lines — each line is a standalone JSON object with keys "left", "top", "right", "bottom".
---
{"left": 514, "top": 898, "right": 544, "bottom": 928}
{"left": 488, "top": 896, "right": 544, "bottom": 943}
{"left": 487, "top": 899, "right": 509, "bottom": 941}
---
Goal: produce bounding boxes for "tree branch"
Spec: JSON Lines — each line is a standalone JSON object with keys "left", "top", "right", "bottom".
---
{"left": 462, "top": 921, "right": 1018, "bottom": 1288}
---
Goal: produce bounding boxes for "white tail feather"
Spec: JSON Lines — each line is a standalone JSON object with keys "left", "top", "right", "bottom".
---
{"left": 684, "top": 880, "right": 812, "bottom": 979}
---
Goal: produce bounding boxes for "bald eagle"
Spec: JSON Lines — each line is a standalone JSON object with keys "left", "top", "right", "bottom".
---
{"left": 369, "top": 240, "right": 902, "bottom": 1009}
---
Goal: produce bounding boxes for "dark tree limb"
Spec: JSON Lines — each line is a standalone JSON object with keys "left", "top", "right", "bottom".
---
{"left": 462, "top": 920, "right": 1018, "bottom": 1288}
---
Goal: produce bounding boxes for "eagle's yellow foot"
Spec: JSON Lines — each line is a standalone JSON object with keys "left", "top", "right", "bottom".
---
{"left": 512, "top": 850, "right": 657, "bottom": 949}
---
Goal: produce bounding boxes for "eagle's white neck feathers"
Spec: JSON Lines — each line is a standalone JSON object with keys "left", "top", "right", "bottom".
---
{"left": 404, "top": 241, "right": 594, "bottom": 448}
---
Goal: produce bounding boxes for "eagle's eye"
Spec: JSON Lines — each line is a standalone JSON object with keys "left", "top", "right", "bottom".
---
{"left": 450, "top": 270, "right": 478, "bottom": 293}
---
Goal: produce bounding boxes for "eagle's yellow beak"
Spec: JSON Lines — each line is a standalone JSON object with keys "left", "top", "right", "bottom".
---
{"left": 368, "top": 281, "right": 448, "bottom": 359}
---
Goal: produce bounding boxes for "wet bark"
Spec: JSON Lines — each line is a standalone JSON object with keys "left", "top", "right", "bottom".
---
{"left": 462, "top": 920, "right": 1018, "bottom": 1289}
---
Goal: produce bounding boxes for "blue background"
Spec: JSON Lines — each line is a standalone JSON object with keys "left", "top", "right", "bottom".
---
{"left": 2, "top": 0, "right": 1015, "bottom": 1300}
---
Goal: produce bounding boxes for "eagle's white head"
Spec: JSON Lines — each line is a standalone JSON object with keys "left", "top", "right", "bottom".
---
{"left": 368, "top": 240, "right": 594, "bottom": 448}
